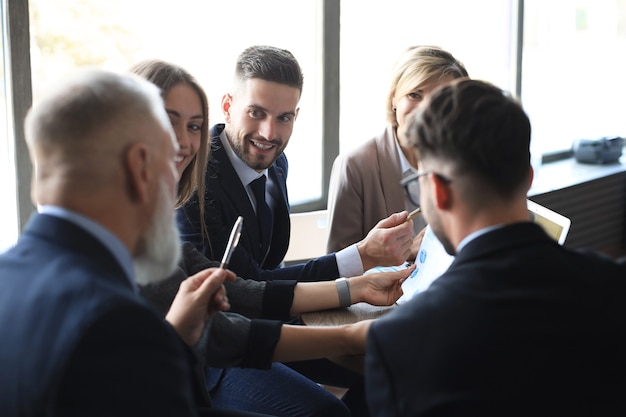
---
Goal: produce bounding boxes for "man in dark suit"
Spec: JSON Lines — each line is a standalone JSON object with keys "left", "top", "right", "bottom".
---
{"left": 178, "top": 45, "right": 415, "bottom": 282}
{"left": 366, "top": 79, "right": 626, "bottom": 416}
{"left": 0, "top": 69, "right": 257, "bottom": 416}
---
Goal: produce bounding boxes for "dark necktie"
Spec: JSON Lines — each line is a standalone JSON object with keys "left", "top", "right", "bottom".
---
{"left": 249, "top": 175, "right": 273, "bottom": 258}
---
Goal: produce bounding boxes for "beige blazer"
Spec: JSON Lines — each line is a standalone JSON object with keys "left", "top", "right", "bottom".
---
{"left": 326, "top": 125, "right": 426, "bottom": 253}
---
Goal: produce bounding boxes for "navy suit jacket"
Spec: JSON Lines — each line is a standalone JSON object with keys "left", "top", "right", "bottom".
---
{"left": 178, "top": 124, "right": 339, "bottom": 282}
{"left": 366, "top": 222, "right": 626, "bottom": 417}
{"left": 0, "top": 214, "right": 207, "bottom": 417}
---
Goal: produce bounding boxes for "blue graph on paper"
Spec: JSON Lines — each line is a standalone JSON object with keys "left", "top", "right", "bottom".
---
{"left": 366, "top": 226, "right": 455, "bottom": 304}
{"left": 398, "top": 226, "right": 455, "bottom": 303}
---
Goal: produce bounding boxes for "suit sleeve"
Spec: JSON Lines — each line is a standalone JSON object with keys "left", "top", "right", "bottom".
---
{"left": 196, "top": 312, "right": 282, "bottom": 370}
{"left": 56, "top": 304, "right": 199, "bottom": 417}
{"left": 326, "top": 153, "right": 368, "bottom": 254}
{"left": 366, "top": 322, "right": 401, "bottom": 417}
{"left": 228, "top": 246, "right": 340, "bottom": 283}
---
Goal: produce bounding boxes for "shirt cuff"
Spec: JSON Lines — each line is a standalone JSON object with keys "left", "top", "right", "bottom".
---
{"left": 335, "top": 243, "right": 364, "bottom": 277}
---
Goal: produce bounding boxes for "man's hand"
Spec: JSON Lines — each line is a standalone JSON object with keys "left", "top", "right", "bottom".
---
{"left": 166, "top": 267, "right": 236, "bottom": 347}
{"left": 356, "top": 211, "right": 414, "bottom": 271}
{"left": 350, "top": 264, "right": 416, "bottom": 306}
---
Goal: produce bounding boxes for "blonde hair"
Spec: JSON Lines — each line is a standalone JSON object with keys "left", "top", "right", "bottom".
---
{"left": 385, "top": 46, "right": 468, "bottom": 127}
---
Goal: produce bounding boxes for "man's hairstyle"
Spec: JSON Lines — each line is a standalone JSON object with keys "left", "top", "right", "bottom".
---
{"left": 24, "top": 69, "right": 169, "bottom": 200}
{"left": 408, "top": 79, "right": 531, "bottom": 198}
{"left": 25, "top": 69, "right": 166, "bottom": 166}
{"left": 234, "top": 45, "right": 304, "bottom": 94}
{"left": 386, "top": 45, "right": 468, "bottom": 126}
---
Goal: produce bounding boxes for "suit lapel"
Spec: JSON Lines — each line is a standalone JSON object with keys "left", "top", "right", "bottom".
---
{"left": 375, "top": 126, "right": 406, "bottom": 215}
{"left": 210, "top": 132, "right": 263, "bottom": 262}
{"left": 209, "top": 126, "right": 291, "bottom": 269}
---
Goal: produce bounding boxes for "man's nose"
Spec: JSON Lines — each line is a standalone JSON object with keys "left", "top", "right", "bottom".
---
{"left": 258, "top": 119, "right": 276, "bottom": 140}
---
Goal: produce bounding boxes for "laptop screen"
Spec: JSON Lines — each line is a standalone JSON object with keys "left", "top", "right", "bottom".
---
{"left": 526, "top": 199, "right": 571, "bottom": 245}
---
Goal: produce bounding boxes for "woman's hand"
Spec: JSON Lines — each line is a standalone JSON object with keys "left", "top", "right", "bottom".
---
{"left": 166, "top": 267, "right": 236, "bottom": 347}
{"left": 350, "top": 264, "right": 416, "bottom": 306}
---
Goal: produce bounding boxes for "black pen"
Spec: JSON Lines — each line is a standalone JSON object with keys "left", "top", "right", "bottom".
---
{"left": 220, "top": 216, "right": 243, "bottom": 269}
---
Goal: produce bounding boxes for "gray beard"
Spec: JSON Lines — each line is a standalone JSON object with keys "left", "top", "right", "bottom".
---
{"left": 133, "top": 180, "right": 181, "bottom": 286}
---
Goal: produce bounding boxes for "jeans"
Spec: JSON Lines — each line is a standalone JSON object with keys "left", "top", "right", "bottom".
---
{"left": 207, "top": 359, "right": 366, "bottom": 417}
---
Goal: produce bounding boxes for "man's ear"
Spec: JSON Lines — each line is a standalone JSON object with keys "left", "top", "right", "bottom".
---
{"left": 124, "top": 142, "right": 150, "bottom": 204}
{"left": 432, "top": 174, "right": 452, "bottom": 210}
{"left": 221, "top": 94, "right": 232, "bottom": 123}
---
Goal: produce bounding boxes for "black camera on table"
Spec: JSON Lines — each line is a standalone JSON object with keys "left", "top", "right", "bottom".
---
{"left": 572, "top": 136, "right": 624, "bottom": 164}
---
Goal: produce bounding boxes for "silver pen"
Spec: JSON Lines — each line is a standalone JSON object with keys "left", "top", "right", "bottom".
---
{"left": 220, "top": 216, "right": 244, "bottom": 269}
{"left": 407, "top": 207, "right": 422, "bottom": 222}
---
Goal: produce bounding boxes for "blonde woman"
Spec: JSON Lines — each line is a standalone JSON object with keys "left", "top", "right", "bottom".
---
{"left": 327, "top": 46, "right": 468, "bottom": 257}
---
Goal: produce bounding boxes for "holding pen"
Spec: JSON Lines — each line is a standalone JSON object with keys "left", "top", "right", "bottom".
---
{"left": 407, "top": 207, "right": 421, "bottom": 222}
{"left": 220, "top": 216, "right": 243, "bottom": 269}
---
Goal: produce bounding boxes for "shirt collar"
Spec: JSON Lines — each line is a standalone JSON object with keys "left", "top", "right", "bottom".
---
{"left": 456, "top": 224, "right": 507, "bottom": 253}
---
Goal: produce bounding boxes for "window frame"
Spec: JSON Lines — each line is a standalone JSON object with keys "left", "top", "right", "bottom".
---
{"left": 4, "top": 0, "right": 33, "bottom": 233}
{"left": 6, "top": 0, "right": 593, "bottom": 232}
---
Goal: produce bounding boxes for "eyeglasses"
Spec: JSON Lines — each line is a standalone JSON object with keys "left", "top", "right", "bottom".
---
{"left": 400, "top": 170, "right": 452, "bottom": 207}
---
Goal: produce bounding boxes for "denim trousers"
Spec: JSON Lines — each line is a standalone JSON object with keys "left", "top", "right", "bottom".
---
{"left": 206, "top": 359, "right": 369, "bottom": 417}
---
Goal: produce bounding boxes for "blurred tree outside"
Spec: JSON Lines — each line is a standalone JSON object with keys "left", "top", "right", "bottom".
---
{"left": 29, "top": 0, "right": 141, "bottom": 98}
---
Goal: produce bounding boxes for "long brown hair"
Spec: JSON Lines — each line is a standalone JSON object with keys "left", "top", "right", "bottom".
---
{"left": 129, "top": 59, "right": 210, "bottom": 244}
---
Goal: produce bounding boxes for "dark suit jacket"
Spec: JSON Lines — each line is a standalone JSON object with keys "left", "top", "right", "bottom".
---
{"left": 178, "top": 124, "right": 339, "bottom": 282}
{"left": 0, "top": 214, "right": 208, "bottom": 417}
{"left": 366, "top": 222, "right": 626, "bottom": 417}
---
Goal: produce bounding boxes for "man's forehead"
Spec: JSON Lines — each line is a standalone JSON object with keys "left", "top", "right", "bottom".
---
{"left": 235, "top": 78, "right": 300, "bottom": 111}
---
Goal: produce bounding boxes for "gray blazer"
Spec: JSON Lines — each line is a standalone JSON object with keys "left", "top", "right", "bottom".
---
{"left": 326, "top": 125, "right": 426, "bottom": 253}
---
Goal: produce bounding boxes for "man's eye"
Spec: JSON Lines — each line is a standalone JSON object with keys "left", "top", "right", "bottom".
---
{"left": 249, "top": 109, "right": 264, "bottom": 119}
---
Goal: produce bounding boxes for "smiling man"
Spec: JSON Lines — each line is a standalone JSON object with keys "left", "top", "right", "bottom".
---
{"left": 178, "top": 45, "right": 305, "bottom": 273}
{"left": 178, "top": 45, "right": 414, "bottom": 282}
{"left": 177, "top": 45, "right": 415, "bottom": 417}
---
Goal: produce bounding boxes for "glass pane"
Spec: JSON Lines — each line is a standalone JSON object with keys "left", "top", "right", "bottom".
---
{"left": 29, "top": 0, "right": 322, "bottom": 205}
{"left": 340, "top": 0, "right": 514, "bottom": 154}
{"left": 523, "top": 0, "right": 626, "bottom": 155}
{"left": 0, "top": 4, "right": 19, "bottom": 252}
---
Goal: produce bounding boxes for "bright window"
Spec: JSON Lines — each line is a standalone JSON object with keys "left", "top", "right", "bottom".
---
{"left": 522, "top": 0, "right": 626, "bottom": 156}
{"left": 13, "top": 0, "right": 626, "bottom": 230}
{"left": 28, "top": 0, "right": 322, "bottom": 206}
{"left": 339, "top": 0, "right": 515, "bottom": 153}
